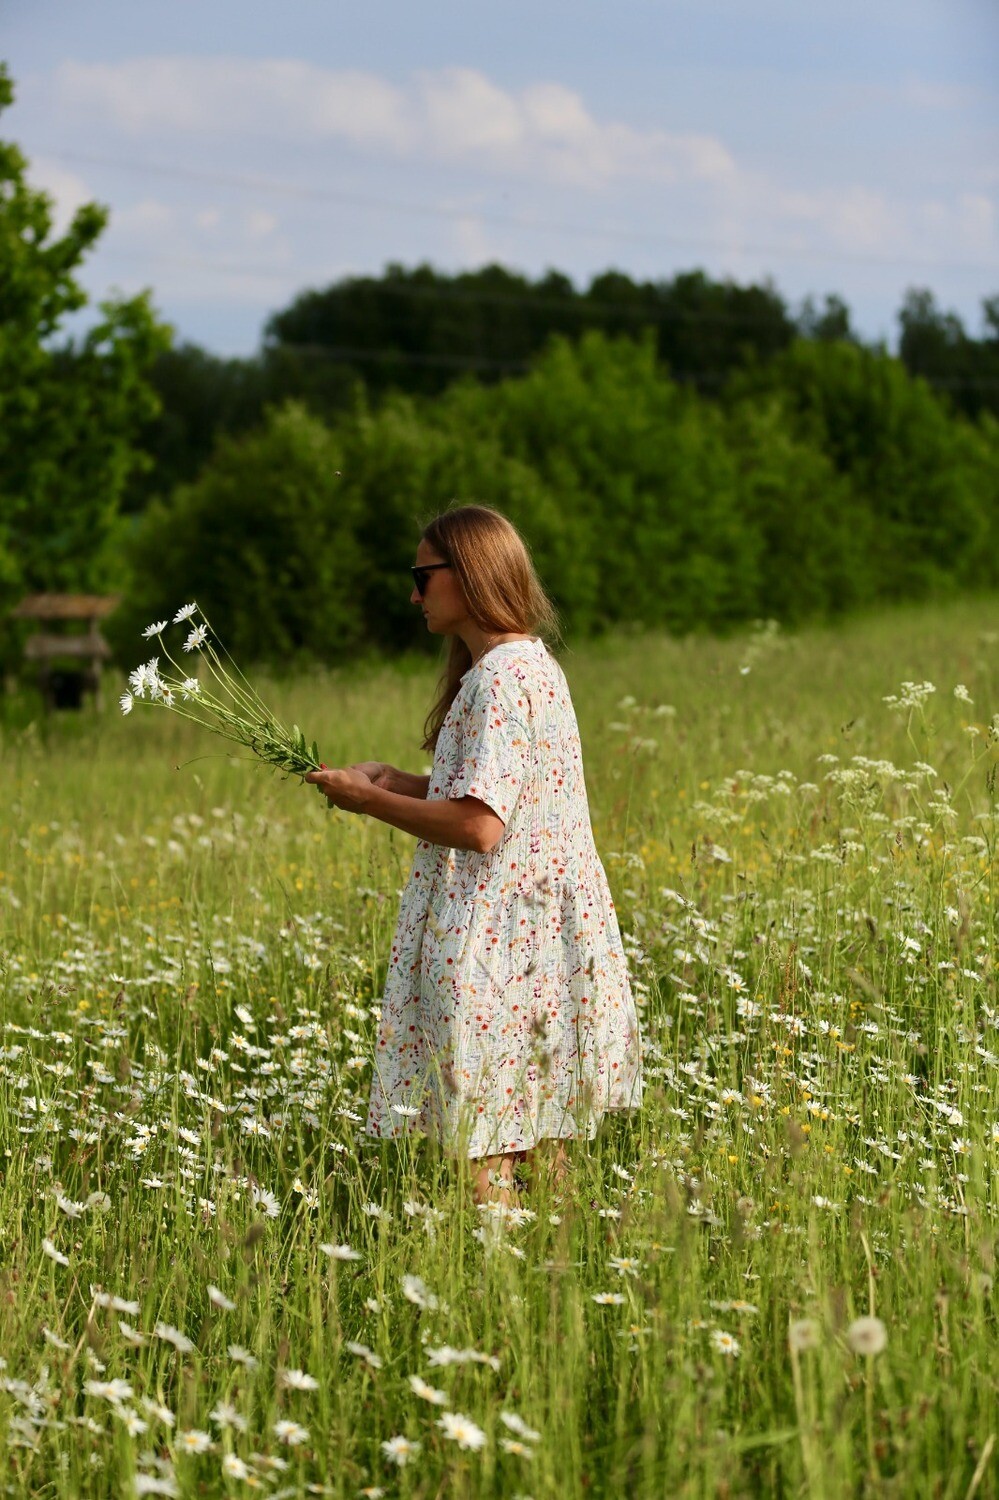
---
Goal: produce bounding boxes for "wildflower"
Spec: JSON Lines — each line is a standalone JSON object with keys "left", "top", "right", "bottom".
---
{"left": 381, "top": 1435, "right": 421, "bottom": 1466}
{"left": 319, "top": 1242, "right": 362, "bottom": 1262}
{"left": 500, "top": 1412, "right": 540, "bottom": 1442}
{"left": 408, "top": 1374, "right": 448, "bottom": 1405}
{"left": 116, "top": 1407, "right": 148, "bottom": 1436}
{"left": 846, "top": 1316, "right": 887, "bottom": 1356}
{"left": 280, "top": 1368, "right": 319, "bottom": 1391}
{"left": 500, "top": 1438, "right": 535, "bottom": 1458}
{"left": 119, "top": 692, "right": 134, "bottom": 716}
{"left": 252, "top": 1187, "right": 280, "bottom": 1218}
{"left": 273, "top": 1419, "right": 310, "bottom": 1445}
{"left": 227, "top": 1344, "right": 259, "bottom": 1369}
{"left": 222, "top": 1455, "right": 250, "bottom": 1479}
{"left": 141, "top": 1398, "right": 176, "bottom": 1426}
{"left": 207, "top": 1285, "right": 236, "bottom": 1311}
{"left": 345, "top": 1340, "right": 383, "bottom": 1370}
{"left": 154, "top": 1322, "right": 194, "bottom": 1353}
{"left": 954, "top": 684, "right": 974, "bottom": 704}
{"left": 437, "top": 1411, "right": 487, "bottom": 1450}
{"left": 85, "top": 1378, "right": 134, "bottom": 1403}
{"left": 172, "top": 602, "right": 198, "bottom": 623}
{"left": 183, "top": 624, "right": 208, "bottom": 652}
{"left": 608, "top": 1256, "right": 642, "bottom": 1278}
{"left": 134, "top": 1476, "right": 179, "bottom": 1498}
{"left": 42, "top": 1327, "right": 71, "bottom": 1350}
{"left": 209, "top": 1401, "right": 247, "bottom": 1432}
{"left": 41, "top": 1238, "right": 69, "bottom": 1267}
{"left": 143, "top": 620, "right": 168, "bottom": 638}
{"left": 401, "top": 1273, "right": 439, "bottom": 1310}
{"left": 591, "top": 1292, "right": 626, "bottom": 1305}
{"left": 788, "top": 1319, "right": 819, "bottom": 1352}
{"left": 710, "top": 1329, "right": 740, "bottom": 1357}
{"left": 177, "top": 1429, "right": 213, "bottom": 1454}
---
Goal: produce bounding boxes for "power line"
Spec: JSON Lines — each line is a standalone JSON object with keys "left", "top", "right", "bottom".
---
{"left": 42, "top": 145, "right": 999, "bottom": 275}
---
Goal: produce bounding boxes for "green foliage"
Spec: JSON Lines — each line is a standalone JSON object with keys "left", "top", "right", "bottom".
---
{"left": 108, "top": 404, "right": 366, "bottom": 666}
{"left": 0, "top": 65, "right": 170, "bottom": 623}
{"left": 118, "top": 328, "right": 999, "bottom": 667}
{"left": 731, "top": 340, "right": 997, "bottom": 601}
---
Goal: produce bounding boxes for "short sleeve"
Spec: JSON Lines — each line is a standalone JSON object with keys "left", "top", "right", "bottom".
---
{"left": 448, "top": 670, "right": 531, "bottom": 825}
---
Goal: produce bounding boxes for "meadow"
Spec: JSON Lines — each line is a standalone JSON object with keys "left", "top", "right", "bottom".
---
{"left": 1, "top": 597, "right": 997, "bottom": 1499}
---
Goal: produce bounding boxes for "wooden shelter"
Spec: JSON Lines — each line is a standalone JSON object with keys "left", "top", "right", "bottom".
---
{"left": 10, "top": 594, "right": 120, "bottom": 710}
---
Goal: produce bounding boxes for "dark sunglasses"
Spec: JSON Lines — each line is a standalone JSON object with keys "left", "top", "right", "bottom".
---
{"left": 410, "top": 562, "right": 451, "bottom": 597}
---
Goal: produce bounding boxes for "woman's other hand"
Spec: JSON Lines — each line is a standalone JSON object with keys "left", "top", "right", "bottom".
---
{"left": 304, "top": 766, "right": 374, "bottom": 812}
{"left": 348, "top": 761, "right": 393, "bottom": 789}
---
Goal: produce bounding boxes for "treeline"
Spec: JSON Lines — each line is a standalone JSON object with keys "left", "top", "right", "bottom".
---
{"left": 110, "top": 328, "right": 999, "bottom": 666}
{"left": 128, "top": 265, "right": 999, "bottom": 514}
{"left": 6, "top": 59, "right": 997, "bottom": 689}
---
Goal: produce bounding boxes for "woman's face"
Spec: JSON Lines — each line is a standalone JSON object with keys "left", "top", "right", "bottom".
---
{"left": 412, "top": 538, "right": 468, "bottom": 637}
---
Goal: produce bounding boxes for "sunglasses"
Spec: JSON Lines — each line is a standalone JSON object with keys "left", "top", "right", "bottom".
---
{"left": 410, "top": 562, "right": 451, "bottom": 597}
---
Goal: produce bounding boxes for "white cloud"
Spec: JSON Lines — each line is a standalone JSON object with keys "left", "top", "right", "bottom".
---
{"left": 47, "top": 56, "right": 736, "bottom": 189}
{"left": 28, "top": 155, "right": 93, "bottom": 235}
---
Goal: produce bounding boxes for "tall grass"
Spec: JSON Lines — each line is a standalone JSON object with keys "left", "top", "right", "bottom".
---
{"left": 1, "top": 597, "right": 997, "bottom": 1498}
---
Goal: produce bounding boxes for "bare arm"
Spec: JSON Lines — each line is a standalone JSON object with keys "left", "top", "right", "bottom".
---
{"left": 348, "top": 761, "right": 430, "bottom": 799}
{"left": 307, "top": 766, "right": 504, "bottom": 853}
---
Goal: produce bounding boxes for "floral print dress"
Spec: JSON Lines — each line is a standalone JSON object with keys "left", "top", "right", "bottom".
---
{"left": 365, "top": 636, "right": 644, "bottom": 1159}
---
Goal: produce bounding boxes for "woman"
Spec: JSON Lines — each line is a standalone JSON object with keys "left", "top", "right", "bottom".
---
{"left": 306, "top": 505, "right": 643, "bottom": 1205}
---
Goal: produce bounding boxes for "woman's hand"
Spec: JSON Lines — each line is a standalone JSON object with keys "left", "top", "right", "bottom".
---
{"left": 304, "top": 766, "right": 374, "bottom": 813}
{"left": 348, "top": 760, "right": 393, "bottom": 789}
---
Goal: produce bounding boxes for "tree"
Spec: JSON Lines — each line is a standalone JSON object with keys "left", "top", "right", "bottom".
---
{"left": 108, "top": 403, "right": 367, "bottom": 667}
{"left": 0, "top": 65, "right": 170, "bottom": 619}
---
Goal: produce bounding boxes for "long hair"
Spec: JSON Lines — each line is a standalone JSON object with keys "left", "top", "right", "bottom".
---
{"left": 419, "top": 505, "right": 563, "bottom": 752}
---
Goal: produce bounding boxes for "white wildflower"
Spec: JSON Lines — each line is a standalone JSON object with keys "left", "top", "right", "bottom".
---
{"left": 437, "top": 1411, "right": 487, "bottom": 1450}
{"left": 846, "top": 1316, "right": 887, "bottom": 1356}
{"left": 381, "top": 1434, "right": 421, "bottom": 1466}
{"left": 408, "top": 1374, "right": 449, "bottom": 1406}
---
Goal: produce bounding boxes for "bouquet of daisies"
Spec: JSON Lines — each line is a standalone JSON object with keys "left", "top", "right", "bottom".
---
{"left": 120, "top": 603, "right": 323, "bottom": 776}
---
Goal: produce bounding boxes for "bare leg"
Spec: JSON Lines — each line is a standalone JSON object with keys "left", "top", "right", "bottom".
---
{"left": 522, "top": 1138, "right": 570, "bottom": 1194}
{"left": 472, "top": 1152, "right": 518, "bottom": 1207}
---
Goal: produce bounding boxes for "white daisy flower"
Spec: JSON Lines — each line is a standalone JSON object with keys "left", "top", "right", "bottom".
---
{"left": 177, "top": 1429, "right": 213, "bottom": 1454}
{"left": 381, "top": 1435, "right": 421, "bottom": 1466}
{"left": 436, "top": 1411, "right": 487, "bottom": 1451}
{"left": 142, "top": 620, "right": 168, "bottom": 638}
{"left": 319, "top": 1242, "right": 362, "bottom": 1262}
{"left": 207, "top": 1285, "right": 236, "bottom": 1311}
{"left": 172, "top": 602, "right": 198, "bottom": 623}
{"left": 183, "top": 624, "right": 208, "bottom": 652}
{"left": 500, "top": 1411, "right": 540, "bottom": 1442}
{"left": 273, "top": 1419, "right": 310, "bottom": 1446}
{"left": 280, "top": 1368, "right": 319, "bottom": 1391}
{"left": 181, "top": 677, "right": 201, "bottom": 699}
{"left": 153, "top": 1322, "right": 194, "bottom": 1353}
{"left": 227, "top": 1344, "right": 258, "bottom": 1369}
{"left": 119, "top": 692, "right": 134, "bottom": 716}
{"left": 222, "top": 1455, "right": 250, "bottom": 1479}
{"left": 42, "top": 1238, "right": 69, "bottom": 1267}
{"left": 408, "top": 1374, "right": 449, "bottom": 1405}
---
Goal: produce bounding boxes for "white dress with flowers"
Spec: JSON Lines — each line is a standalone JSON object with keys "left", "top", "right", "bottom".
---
{"left": 365, "top": 636, "right": 644, "bottom": 1160}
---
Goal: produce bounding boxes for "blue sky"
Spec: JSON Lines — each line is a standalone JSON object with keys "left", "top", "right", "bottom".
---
{"left": 5, "top": 0, "right": 997, "bottom": 354}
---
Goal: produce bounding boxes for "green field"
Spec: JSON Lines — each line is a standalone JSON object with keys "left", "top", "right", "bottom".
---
{"left": 2, "top": 598, "right": 997, "bottom": 1498}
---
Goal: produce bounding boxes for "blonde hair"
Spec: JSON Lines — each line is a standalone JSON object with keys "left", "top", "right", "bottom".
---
{"left": 419, "top": 504, "right": 563, "bottom": 752}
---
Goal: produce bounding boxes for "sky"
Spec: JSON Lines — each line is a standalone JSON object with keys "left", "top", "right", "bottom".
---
{"left": 4, "top": 0, "right": 998, "bottom": 356}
